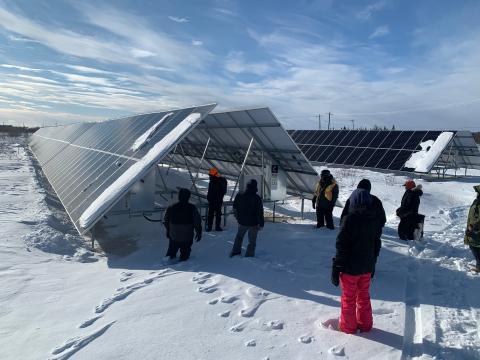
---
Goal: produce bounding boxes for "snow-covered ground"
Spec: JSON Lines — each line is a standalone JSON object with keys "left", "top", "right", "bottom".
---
{"left": 1, "top": 136, "right": 480, "bottom": 360}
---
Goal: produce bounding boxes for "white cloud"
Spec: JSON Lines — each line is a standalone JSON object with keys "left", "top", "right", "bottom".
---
{"left": 130, "top": 48, "right": 157, "bottom": 58}
{"left": 191, "top": 40, "right": 203, "bottom": 46}
{"left": 1, "top": 64, "right": 41, "bottom": 72}
{"left": 168, "top": 16, "right": 189, "bottom": 23}
{"left": 224, "top": 51, "right": 270, "bottom": 76}
{"left": 369, "top": 25, "right": 390, "bottom": 39}
{"left": 357, "top": 1, "right": 386, "bottom": 21}
{"left": 64, "top": 65, "right": 111, "bottom": 74}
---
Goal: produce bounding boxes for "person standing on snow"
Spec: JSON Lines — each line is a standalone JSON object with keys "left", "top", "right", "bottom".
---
{"left": 164, "top": 188, "right": 202, "bottom": 261}
{"left": 206, "top": 168, "right": 227, "bottom": 232}
{"left": 331, "top": 188, "right": 380, "bottom": 334}
{"left": 312, "top": 169, "right": 339, "bottom": 230}
{"left": 230, "top": 179, "right": 264, "bottom": 258}
{"left": 341, "top": 179, "right": 386, "bottom": 278}
{"left": 465, "top": 185, "right": 480, "bottom": 273}
{"left": 396, "top": 180, "right": 424, "bottom": 240}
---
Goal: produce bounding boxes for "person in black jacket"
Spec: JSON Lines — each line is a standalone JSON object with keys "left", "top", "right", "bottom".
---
{"left": 206, "top": 168, "right": 228, "bottom": 232}
{"left": 331, "top": 188, "right": 379, "bottom": 334}
{"left": 230, "top": 179, "right": 264, "bottom": 258}
{"left": 397, "top": 180, "right": 424, "bottom": 240}
{"left": 341, "top": 179, "right": 386, "bottom": 277}
{"left": 164, "top": 188, "right": 202, "bottom": 261}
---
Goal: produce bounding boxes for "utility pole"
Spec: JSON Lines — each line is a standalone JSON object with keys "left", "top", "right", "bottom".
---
{"left": 351, "top": 119, "right": 355, "bottom": 130}
{"left": 327, "top": 112, "right": 332, "bottom": 130}
{"left": 318, "top": 114, "right": 321, "bottom": 130}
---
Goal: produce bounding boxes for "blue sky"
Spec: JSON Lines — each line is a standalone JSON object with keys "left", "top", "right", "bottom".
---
{"left": 0, "top": 0, "right": 479, "bottom": 129}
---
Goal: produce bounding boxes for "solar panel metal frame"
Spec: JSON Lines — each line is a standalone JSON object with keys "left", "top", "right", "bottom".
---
{"left": 166, "top": 107, "right": 319, "bottom": 197}
{"left": 29, "top": 104, "right": 216, "bottom": 235}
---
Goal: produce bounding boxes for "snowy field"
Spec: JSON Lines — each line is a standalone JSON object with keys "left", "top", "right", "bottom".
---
{"left": 1, "top": 136, "right": 480, "bottom": 360}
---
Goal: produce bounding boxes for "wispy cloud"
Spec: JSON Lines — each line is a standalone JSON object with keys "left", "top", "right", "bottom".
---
{"left": 168, "top": 16, "right": 189, "bottom": 23}
{"left": 64, "top": 65, "right": 111, "bottom": 74}
{"left": 369, "top": 25, "right": 390, "bottom": 39}
{"left": 357, "top": 1, "right": 386, "bottom": 21}
{"left": 191, "top": 40, "right": 203, "bottom": 46}
{"left": 1, "top": 64, "right": 41, "bottom": 72}
{"left": 224, "top": 51, "right": 270, "bottom": 76}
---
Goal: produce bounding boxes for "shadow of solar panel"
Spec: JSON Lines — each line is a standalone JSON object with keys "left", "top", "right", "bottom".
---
{"left": 30, "top": 104, "right": 216, "bottom": 234}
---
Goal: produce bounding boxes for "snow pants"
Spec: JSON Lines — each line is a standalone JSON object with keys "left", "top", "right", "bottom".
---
{"left": 166, "top": 239, "right": 193, "bottom": 261}
{"left": 316, "top": 206, "right": 334, "bottom": 229}
{"left": 470, "top": 246, "right": 480, "bottom": 268}
{"left": 339, "top": 273, "right": 373, "bottom": 334}
{"left": 231, "top": 225, "right": 259, "bottom": 257}
{"left": 207, "top": 202, "right": 222, "bottom": 230}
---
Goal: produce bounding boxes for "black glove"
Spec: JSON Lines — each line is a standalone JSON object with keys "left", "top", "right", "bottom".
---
{"left": 331, "top": 258, "right": 341, "bottom": 287}
{"left": 195, "top": 233, "right": 202, "bottom": 242}
{"left": 312, "top": 196, "right": 317, "bottom": 209}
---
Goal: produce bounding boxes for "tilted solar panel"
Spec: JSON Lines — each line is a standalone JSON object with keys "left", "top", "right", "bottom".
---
{"left": 30, "top": 104, "right": 216, "bottom": 234}
{"left": 288, "top": 129, "right": 457, "bottom": 172}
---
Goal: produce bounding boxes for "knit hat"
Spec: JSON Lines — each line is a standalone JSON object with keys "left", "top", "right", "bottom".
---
{"left": 320, "top": 169, "right": 330, "bottom": 176}
{"left": 209, "top": 168, "right": 219, "bottom": 177}
{"left": 246, "top": 179, "right": 258, "bottom": 192}
{"left": 357, "top": 179, "right": 372, "bottom": 192}
{"left": 404, "top": 180, "right": 416, "bottom": 190}
{"left": 349, "top": 188, "right": 372, "bottom": 208}
{"left": 178, "top": 188, "right": 191, "bottom": 203}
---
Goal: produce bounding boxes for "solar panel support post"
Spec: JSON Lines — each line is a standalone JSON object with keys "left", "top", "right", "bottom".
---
{"left": 301, "top": 197, "right": 305, "bottom": 220}
{"left": 179, "top": 144, "right": 204, "bottom": 204}
{"left": 230, "top": 137, "right": 255, "bottom": 202}
{"left": 193, "top": 137, "right": 211, "bottom": 184}
{"left": 90, "top": 226, "right": 95, "bottom": 251}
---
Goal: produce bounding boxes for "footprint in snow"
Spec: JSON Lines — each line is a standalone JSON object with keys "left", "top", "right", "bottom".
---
{"left": 320, "top": 318, "right": 339, "bottom": 331}
{"left": 78, "top": 315, "right": 102, "bottom": 329}
{"left": 219, "top": 310, "right": 230, "bottom": 317}
{"left": 245, "top": 339, "right": 256, "bottom": 347}
{"left": 192, "top": 272, "right": 212, "bottom": 284}
{"left": 262, "top": 320, "right": 284, "bottom": 331}
{"left": 230, "top": 321, "right": 248, "bottom": 333}
{"left": 120, "top": 272, "right": 134, "bottom": 282}
{"left": 372, "top": 308, "right": 396, "bottom": 315}
{"left": 197, "top": 284, "right": 218, "bottom": 294}
{"left": 208, "top": 298, "right": 219, "bottom": 305}
{"left": 298, "top": 335, "right": 314, "bottom": 344}
{"left": 329, "top": 344, "right": 346, "bottom": 356}
{"left": 220, "top": 295, "right": 239, "bottom": 304}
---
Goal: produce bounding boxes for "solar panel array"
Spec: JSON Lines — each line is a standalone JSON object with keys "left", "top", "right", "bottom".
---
{"left": 30, "top": 104, "right": 216, "bottom": 234}
{"left": 288, "top": 130, "right": 450, "bottom": 172}
{"left": 169, "top": 108, "right": 319, "bottom": 196}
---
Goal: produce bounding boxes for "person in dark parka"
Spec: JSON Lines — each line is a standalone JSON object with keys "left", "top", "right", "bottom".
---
{"left": 164, "top": 188, "right": 202, "bottom": 261}
{"left": 465, "top": 185, "right": 480, "bottom": 272}
{"left": 332, "top": 188, "right": 379, "bottom": 334}
{"left": 312, "top": 169, "right": 339, "bottom": 230}
{"left": 341, "top": 179, "right": 386, "bottom": 277}
{"left": 230, "top": 179, "right": 264, "bottom": 258}
{"left": 397, "top": 180, "right": 424, "bottom": 240}
{"left": 206, "top": 168, "right": 228, "bottom": 232}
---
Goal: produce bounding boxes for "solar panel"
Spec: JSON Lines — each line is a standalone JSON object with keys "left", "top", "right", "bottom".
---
{"left": 288, "top": 129, "right": 462, "bottom": 173}
{"left": 167, "top": 108, "right": 319, "bottom": 196}
{"left": 30, "top": 104, "right": 216, "bottom": 234}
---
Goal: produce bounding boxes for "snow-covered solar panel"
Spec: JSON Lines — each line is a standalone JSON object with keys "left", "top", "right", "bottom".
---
{"left": 289, "top": 129, "right": 480, "bottom": 173}
{"left": 30, "top": 104, "right": 216, "bottom": 234}
{"left": 170, "top": 107, "right": 319, "bottom": 196}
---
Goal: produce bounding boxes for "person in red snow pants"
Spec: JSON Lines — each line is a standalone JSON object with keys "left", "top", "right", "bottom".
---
{"left": 331, "top": 180, "right": 383, "bottom": 334}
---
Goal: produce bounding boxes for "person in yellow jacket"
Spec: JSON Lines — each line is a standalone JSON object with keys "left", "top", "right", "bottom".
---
{"left": 312, "top": 169, "right": 339, "bottom": 230}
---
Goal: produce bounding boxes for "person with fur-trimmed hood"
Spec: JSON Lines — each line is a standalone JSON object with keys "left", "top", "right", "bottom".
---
{"left": 164, "top": 188, "right": 202, "bottom": 261}
{"left": 312, "top": 169, "right": 339, "bottom": 230}
{"left": 331, "top": 187, "right": 380, "bottom": 334}
{"left": 396, "top": 180, "right": 424, "bottom": 240}
{"left": 465, "top": 185, "right": 480, "bottom": 273}
{"left": 207, "top": 168, "right": 228, "bottom": 232}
